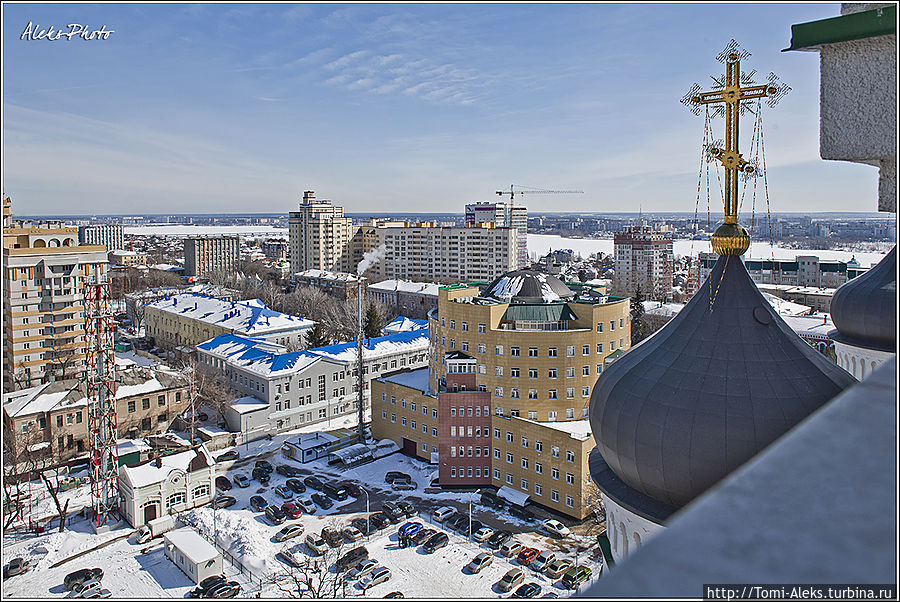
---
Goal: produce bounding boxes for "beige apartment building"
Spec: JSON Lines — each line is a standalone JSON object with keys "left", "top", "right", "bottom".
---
{"left": 3, "top": 365, "right": 191, "bottom": 463}
{"left": 109, "top": 249, "right": 148, "bottom": 268}
{"left": 289, "top": 191, "right": 354, "bottom": 275}
{"left": 184, "top": 235, "right": 239, "bottom": 279}
{"left": 612, "top": 223, "right": 674, "bottom": 300}
{"left": 372, "top": 269, "right": 630, "bottom": 519}
{"left": 3, "top": 196, "right": 109, "bottom": 391}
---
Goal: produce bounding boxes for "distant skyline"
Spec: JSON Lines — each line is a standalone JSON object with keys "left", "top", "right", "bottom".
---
{"left": 3, "top": 3, "right": 878, "bottom": 216}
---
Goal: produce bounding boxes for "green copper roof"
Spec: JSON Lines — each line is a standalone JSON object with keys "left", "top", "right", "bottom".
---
{"left": 501, "top": 303, "right": 577, "bottom": 323}
{"left": 784, "top": 6, "right": 896, "bottom": 51}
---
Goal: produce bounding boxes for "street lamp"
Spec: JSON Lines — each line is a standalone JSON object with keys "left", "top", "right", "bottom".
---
{"left": 361, "top": 486, "right": 370, "bottom": 541}
{"left": 468, "top": 500, "right": 473, "bottom": 543}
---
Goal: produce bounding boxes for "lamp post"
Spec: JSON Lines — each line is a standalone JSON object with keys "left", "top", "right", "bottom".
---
{"left": 468, "top": 500, "right": 473, "bottom": 543}
{"left": 361, "top": 486, "right": 370, "bottom": 541}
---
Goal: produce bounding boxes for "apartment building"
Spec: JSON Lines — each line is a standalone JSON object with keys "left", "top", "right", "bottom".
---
{"left": 109, "top": 249, "right": 148, "bottom": 268}
{"left": 698, "top": 251, "right": 870, "bottom": 288}
{"left": 294, "top": 269, "right": 362, "bottom": 300}
{"left": 371, "top": 269, "right": 631, "bottom": 519}
{"left": 366, "top": 279, "right": 440, "bottom": 318}
{"left": 373, "top": 223, "right": 517, "bottom": 283}
{"left": 196, "top": 328, "right": 429, "bottom": 437}
{"left": 465, "top": 201, "right": 528, "bottom": 268}
{"left": 3, "top": 365, "right": 191, "bottom": 464}
{"left": 611, "top": 224, "right": 674, "bottom": 300}
{"left": 260, "top": 239, "right": 288, "bottom": 261}
{"left": 288, "top": 191, "right": 354, "bottom": 274}
{"left": 78, "top": 224, "right": 125, "bottom": 252}
{"left": 144, "top": 293, "right": 314, "bottom": 351}
{"left": 183, "top": 235, "right": 239, "bottom": 279}
{"left": 3, "top": 196, "right": 109, "bottom": 391}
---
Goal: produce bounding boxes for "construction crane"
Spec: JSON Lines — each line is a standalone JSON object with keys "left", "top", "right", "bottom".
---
{"left": 495, "top": 184, "right": 584, "bottom": 203}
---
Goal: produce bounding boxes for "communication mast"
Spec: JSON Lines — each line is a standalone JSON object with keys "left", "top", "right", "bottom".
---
{"left": 84, "top": 274, "right": 120, "bottom": 529}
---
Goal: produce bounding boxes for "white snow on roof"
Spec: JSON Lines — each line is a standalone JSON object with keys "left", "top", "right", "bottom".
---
{"left": 497, "top": 485, "right": 530, "bottom": 507}
{"left": 761, "top": 292, "right": 812, "bottom": 317}
{"left": 164, "top": 528, "right": 220, "bottom": 564}
{"left": 295, "top": 269, "right": 360, "bottom": 282}
{"left": 383, "top": 317, "right": 427, "bottom": 334}
{"left": 145, "top": 293, "right": 314, "bottom": 336}
{"left": 642, "top": 300, "right": 685, "bottom": 318}
{"left": 150, "top": 263, "right": 184, "bottom": 272}
{"left": 380, "top": 367, "right": 430, "bottom": 393}
{"left": 117, "top": 439, "right": 152, "bottom": 455}
{"left": 229, "top": 396, "right": 270, "bottom": 415}
{"left": 120, "top": 446, "right": 211, "bottom": 488}
{"left": 367, "top": 279, "right": 440, "bottom": 296}
{"left": 295, "top": 432, "right": 338, "bottom": 450}
{"left": 115, "top": 350, "right": 159, "bottom": 368}
{"left": 535, "top": 418, "right": 594, "bottom": 440}
{"left": 3, "top": 384, "right": 76, "bottom": 417}
{"left": 780, "top": 314, "right": 837, "bottom": 340}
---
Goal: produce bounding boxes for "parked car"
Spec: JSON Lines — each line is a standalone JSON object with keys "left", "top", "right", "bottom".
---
{"left": 466, "top": 552, "right": 493, "bottom": 574}
{"left": 215, "top": 476, "right": 232, "bottom": 491}
{"left": 479, "top": 490, "right": 505, "bottom": 510}
{"left": 254, "top": 459, "right": 274, "bottom": 473}
{"left": 423, "top": 532, "right": 449, "bottom": 553}
{"left": 542, "top": 519, "right": 570, "bottom": 538}
{"left": 351, "top": 517, "right": 374, "bottom": 535}
{"left": 73, "top": 578, "right": 102, "bottom": 593}
{"left": 342, "top": 525, "right": 364, "bottom": 542}
{"left": 392, "top": 481, "right": 416, "bottom": 491}
{"left": 445, "top": 514, "right": 466, "bottom": 533}
{"left": 286, "top": 478, "right": 307, "bottom": 494}
{"left": 249, "top": 495, "right": 268, "bottom": 512}
{"left": 275, "top": 524, "right": 305, "bottom": 542}
{"left": 500, "top": 540, "right": 524, "bottom": 558}
{"left": 472, "top": 526, "right": 494, "bottom": 542}
{"left": 358, "top": 566, "right": 391, "bottom": 589}
{"left": 336, "top": 546, "right": 369, "bottom": 572}
{"left": 281, "top": 501, "right": 302, "bottom": 519}
{"left": 395, "top": 500, "right": 416, "bottom": 518}
{"left": 303, "top": 475, "right": 324, "bottom": 490}
{"left": 81, "top": 587, "right": 112, "bottom": 599}
{"left": 510, "top": 505, "right": 537, "bottom": 522}
{"left": 265, "top": 505, "right": 287, "bottom": 525}
{"left": 530, "top": 551, "right": 557, "bottom": 572}
{"left": 512, "top": 582, "right": 543, "bottom": 598}
{"left": 322, "top": 482, "right": 349, "bottom": 501}
{"left": 432, "top": 506, "right": 456, "bottom": 523}
{"left": 216, "top": 450, "right": 240, "bottom": 462}
{"left": 561, "top": 566, "right": 592, "bottom": 589}
{"left": 345, "top": 558, "right": 379, "bottom": 581}
{"left": 340, "top": 481, "right": 361, "bottom": 497}
{"left": 311, "top": 492, "right": 334, "bottom": 509}
{"left": 212, "top": 495, "right": 237, "bottom": 509}
{"left": 276, "top": 464, "right": 302, "bottom": 477}
{"left": 383, "top": 592, "right": 404, "bottom": 599}
{"left": 321, "top": 526, "right": 343, "bottom": 548}
{"left": 369, "top": 512, "right": 390, "bottom": 530}
{"left": 463, "top": 519, "right": 483, "bottom": 537}
{"left": 205, "top": 581, "right": 240, "bottom": 598}
{"left": 296, "top": 498, "right": 317, "bottom": 514}
{"left": 188, "top": 575, "right": 226, "bottom": 598}
{"left": 381, "top": 501, "right": 404, "bottom": 524}
{"left": 496, "top": 567, "right": 525, "bottom": 592}
{"left": 278, "top": 544, "right": 307, "bottom": 568}
{"left": 305, "top": 533, "right": 329, "bottom": 555}
{"left": 543, "top": 558, "right": 574, "bottom": 579}
{"left": 232, "top": 474, "right": 250, "bottom": 488}
{"left": 517, "top": 547, "right": 540, "bottom": 566}
{"left": 412, "top": 528, "right": 437, "bottom": 545}
{"left": 384, "top": 471, "right": 411, "bottom": 484}
{"left": 274, "top": 485, "right": 293, "bottom": 499}
{"left": 4, "top": 558, "right": 30, "bottom": 578}
{"left": 397, "top": 521, "right": 422, "bottom": 539}
{"left": 487, "top": 529, "right": 513, "bottom": 549}
{"left": 251, "top": 467, "right": 270, "bottom": 485}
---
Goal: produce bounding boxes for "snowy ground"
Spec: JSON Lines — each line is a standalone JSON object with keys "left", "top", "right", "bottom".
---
{"left": 3, "top": 429, "right": 604, "bottom": 599}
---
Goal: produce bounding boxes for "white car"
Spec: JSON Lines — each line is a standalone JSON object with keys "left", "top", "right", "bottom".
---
{"left": 542, "top": 519, "right": 570, "bottom": 538}
{"left": 466, "top": 552, "right": 493, "bottom": 574}
{"left": 136, "top": 526, "right": 152, "bottom": 544}
{"left": 345, "top": 559, "right": 379, "bottom": 581}
{"left": 358, "top": 566, "right": 391, "bottom": 589}
{"left": 279, "top": 544, "right": 307, "bottom": 567}
{"left": 305, "top": 534, "right": 329, "bottom": 555}
{"left": 472, "top": 527, "right": 493, "bottom": 542}
{"left": 432, "top": 506, "right": 456, "bottom": 522}
{"left": 275, "top": 524, "right": 304, "bottom": 542}
{"left": 500, "top": 540, "right": 523, "bottom": 558}
{"left": 232, "top": 474, "right": 250, "bottom": 488}
{"left": 81, "top": 588, "right": 111, "bottom": 599}
{"left": 74, "top": 579, "right": 102, "bottom": 594}
{"left": 530, "top": 550, "right": 557, "bottom": 572}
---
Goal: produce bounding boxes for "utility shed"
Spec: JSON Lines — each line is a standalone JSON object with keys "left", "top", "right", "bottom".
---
{"left": 164, "top": 527, "right": 222, "bottom": 585}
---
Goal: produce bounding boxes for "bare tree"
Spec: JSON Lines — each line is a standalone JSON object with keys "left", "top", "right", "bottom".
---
{"left": 47, "top": 345, "right": 79, "bottom": 382}
{"left": 179, "top": 357, "right": 235, "bottom": 442}
{"left": 40, "top": 467, "right": 71, "bottom": 533}
{"left": 266, "top": 534, "right": 356, "bottom": 598}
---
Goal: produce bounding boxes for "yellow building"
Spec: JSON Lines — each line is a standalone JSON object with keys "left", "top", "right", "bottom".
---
{"left": 372, "top": 269, "right": 630, "bottom": 519}
{"left": 3, "top": 196, "right": 108, "bottom": 391}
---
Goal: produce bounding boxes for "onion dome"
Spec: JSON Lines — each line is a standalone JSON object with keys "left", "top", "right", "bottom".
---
{"left": 829, "top": 246, "right": 896, "bottom": 352}
{"left": 482, "top": 269, "right": 575, "bottom": 303}
{"left": 589, "top": 255, "right": 857, "bottom": 522}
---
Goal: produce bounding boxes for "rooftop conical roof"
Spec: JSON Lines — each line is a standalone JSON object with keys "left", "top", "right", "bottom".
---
{"left": 482, "top": 269, "right": 574, "bottom": 303}
{"left": 829, "top": 246, "right": 896, "bottom": 351}
{"left": 589, "top": 255, "right": 856, "bottom": 522}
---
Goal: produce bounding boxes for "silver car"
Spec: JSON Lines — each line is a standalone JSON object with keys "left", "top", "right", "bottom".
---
{"left": 275, "top": 524, "right": 304, "bottom": 542}
{"left": 466, "top": 552, "right": 493, "bottom": 574}
{"left": 345, "top": 559, "right": 379, "bottom": 581}
{"left": 358, "top": 566, "right": 391, "bottom": 589}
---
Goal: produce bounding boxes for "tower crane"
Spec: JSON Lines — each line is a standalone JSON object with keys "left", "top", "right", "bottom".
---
{"left": 495, "top": 184, "right": 584, "bottom": 204}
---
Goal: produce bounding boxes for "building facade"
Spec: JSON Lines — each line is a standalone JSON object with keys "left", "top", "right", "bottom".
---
{"left": 78, "top": 224, "right": 124, "bottom": 251}
{"left": 698, "top": 251, "right": 870, "bottom": 288}
{"left": 144, "top": 293, "right": 314, "bottom": 351}
{"left": 109, "top": 250, "right": 148, "bottom": 268}
{"left": 366, "top": 279, "right": 440, "bottom": 319}
{"left": 183, "top": 235, "right": 239, "bottom": 279}
{"left": 294, "top": 269, "right": 362, "bottom": 300}
{"left": 3, "top": 197, "right": 109, "bottom": 391}
{"left": 465, "top": 201, "right": 528, "bottom": 269}
{"left": 289, "top": 191, "right": 354, "bottom": 274}
{"left": 612, "top": 224, "right": 674, "bottom": 300}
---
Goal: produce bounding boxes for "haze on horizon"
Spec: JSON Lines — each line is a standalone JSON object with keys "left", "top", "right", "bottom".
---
{"left": 2, "top": 3, "right": 878, "bottom": 216}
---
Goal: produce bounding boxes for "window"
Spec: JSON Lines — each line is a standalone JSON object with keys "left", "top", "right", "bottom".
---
{"left": 521, "top": 458, "right": 529, "bottom": 469}
{"left": 461, "top": 321, "right": 468, "bottom": 331}
{"left": 521, "top": 479, "right": 528, "bottom": 491}
{"left": 510, "top": 388, "right": 520, "bottom": 399}
{"left": 451, "top": 467, "right": 457, "bottom": 477}
{"left": 467, "top": 446, "right": 473, "bottom": 457}
{"left": 510, "top": 409, "right": 519, "bottom": 417}
{"left": 548, "top": 389, "right": 558, "bottom": 400}
{"left": 535, "top": 440, "right": 543, "bottom": 452}
{"left": 583, "top": 386, "right": 591, "bottom": 397}
{"left": 467, "top": 406, "right": 473, "bottom": 416}
{"left": 441, "top": 317, "right": 446, "bottom": 327}
{"left": 494, "top": 428, "right": 501, "bottom": 439}
{"left": 391, "top": 396, "right": 396, "bottom": 405}
{"left": 528, "top": 368, "right": 538, "bottom": 379}
{"left": 597, "top": 343, "right": 604, "bottom": 353}
{"left": 565, "top": 495, "right": 574, "bottom": 508}
{"left": 432, "top": 427, "right": 437, "bottom": 437}
{"left": 157, "top": 394, "right": 165, "bottom": 406}
{"left": 566, "top": 388, "right": 575, "bottom": 399}
{"left": 127, "top": 401, "right": 136, "bottom": 413}
{"left": 467, "top": 426, "right": 472, "bottom": 437}
{"left": 401, "top": 399, "right": 406, "bottom": 408}
{"left": 548, "top": 346, "right": 558, "bottom": 357}
{"left": 450, "top": 407, "right": 456, "bottom": 417}
{"left": 382, "top": 410, "right": 387, "bottom": 420}
{"left": 597, "top": 364, "right": 603, "bottom": 374}
{"left": 551, "top": 445, "right": 560, "bottom": 458}
{"left": 449, "top": 319, "right": 455, "bottom": 329}
{"left": 142, "top": 398, "right": 150, "bottom": 410}
{"left": 583, "top": 345, "right": 590, "bottom": 355}
{"left": 506, "top": 431, "right": 514, "bottom": 442}
{"left": 583, "top": 365, "right": 591, "bottom": 376}
{"left": 528, "top": 389, "right": 538, "bottom": 399}
{"left": 566, "top": 449, "right": 576, "bottom": 462}
{"left": 597, "top": 322, "right": 604, "bottom": 332}
{"left": 566, "top": 367, "right": 575, "bottom": 378}
{"left": 390, "top": 413, "right": 396, "bottom": 423}
{"left": 461, "top": 341, "right": 469, "bottom": 351}
{"left": 528, "top": 347, "right": 538, "bottom": 357}
{"left": 535, "top": 483, "right": 543, "bottom": 496}
{"left": 495, "top": 366, "right": 503, "bottom": 376}
{"left": 478, "top": 323, "right": 486, "bottom": 333}
{"left": 611, "top": 340, "right": 616, "bottom": 351}
{"left": 475, "top": 447, "right": 481, "bottom": 457}
{"left": 510, "top": 346, "right": 520, "bottom": 357}
{"left": 451, "top": 426, "right": 456, "bottom": 436}
{"left": 412, "top": 420, "right": 417, "bottom": 430}
{"left": 401, "top": 417, "right": 407, "bottom": 426}
{"left": 423, "top": 442, "right": 429, "bottom": 452}
{"left": 411, "top": 402, "right": 416, "bottom": 412}
{"left": 567, "top": 345, "right": 575, "bottom": 357}
{"left": 477, "top": 343, "right": 486, "bottom": 354}
{"left": 433, "top": 409, "right": 438, "bottom": 418}
{"left": 506, "top": 473, "right": 514, "bottom": 485}
{"left": 494, "top": 386, "right": 503, "bottom": 398}
{"left": 551, "top": 467, "right": 560, "bottom": 480}
{"left": 566, "top": 472, "right": 575, "bottom": 485}
{"left": 495, "top": 345, "right": 503, "bottom": 356}
{"left": 66, "top": 414, "right": 73, "bottom": 425}
{"left": 535, "top": 462, "right": 543, "bottom": 474}
{"left": 620, "top": 318, "right": 625, "bottom": 328}
{"left": 548, "top": 368, "right": 557, "bottom": 379}
{"left": 494, "top": 448, "right": 501, "bottom": 459}
{"left": 611, "top": 320, "right": 616, "bottom": 331}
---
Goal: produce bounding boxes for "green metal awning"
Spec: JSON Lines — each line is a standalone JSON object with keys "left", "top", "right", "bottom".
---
{"left": 784, "top": 6, "right": 896, "bottom": 52}
{"left": 502, "top": 303, "right": 577, "bottom": 323}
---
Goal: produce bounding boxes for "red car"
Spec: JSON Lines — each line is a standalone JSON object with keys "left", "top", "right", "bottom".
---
{"left": 215, "top": 476, "right": 232, "bottom": 491}
{"left": 516, "top": 547, "right": 540, "bottom": 566}
{"left": 281, "top": 502, "right": 302, "bottom": 519}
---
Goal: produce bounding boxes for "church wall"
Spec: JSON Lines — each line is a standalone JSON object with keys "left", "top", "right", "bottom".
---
{"left": 603, "top": 494, "right": 665, "bottom": 563}
{"left": 834, "top": 341, "right": 893, "bottom": 380}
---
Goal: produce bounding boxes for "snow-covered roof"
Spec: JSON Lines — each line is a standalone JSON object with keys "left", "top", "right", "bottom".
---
{"left": 642, "top": 300, "right": 685, "bottom": 318}
{"left": 229, "top": 396, "right": 270, "bottom": 415}
{"left": 164, "top": 528, "right": 220, "bottom": 564}
{"left": 295, "top": 269, "right": 360, "bottom": 282}
{"left": 145, "top": 293, "right": 314, "bottom": 336}
{"left": 535, "top": 418, "right": 594, "bottom": 440}
{"left": 497, "top": 485, "right": 530, "bottom": 507}
{"left": 383, "top": 317, "right": 428, "bottom": 334}
{"left": 115, "top": 350, "right": 159, "bottom": 368}
{"left": 367, "top": 280, "right": 440, "bottom": 296}
{"left": 120, "top": 445, "right": 214, "bottom": 488}
{"left": 149, "top": 263, "right": 184, "bottom": 272}
{"left": 117, "top": 439, "right": 152, "bottom": 455}
{"left": 380, "top": 367, "right": 430, "bottom": 393}
{"left": 110, "top": 250, "right": 138, "bottom": 257}
{"left": 3, "top": 382, "right": 81, "bottom": 418}
{"left": 760, "top": 292, "right": 811, "bottom": 317}
{"left": 780, "top": 314, "right": 838, "bottom": 340}
{"left": 295, "top": 432, "right": 338, "bottom": 450}
{"left": 308, "top": 329, "right": 429, "bottom": 364}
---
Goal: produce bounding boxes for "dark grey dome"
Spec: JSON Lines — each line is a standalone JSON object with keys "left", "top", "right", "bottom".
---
{"left": 829, "top": 246, "right": 896, "bottom": 351}
{"left": 482, "top": 269, "right": 574, "bottom": 303}
{"left": 589, "top": 255, "right": 856, "bottom": 522}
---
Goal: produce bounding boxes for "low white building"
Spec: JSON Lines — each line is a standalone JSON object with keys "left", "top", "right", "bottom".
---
{"left": 164, "top": 527, "right": 223, "bottom": 585}
{"left": 119, "top": 445, "right": 215, "bottom": 527}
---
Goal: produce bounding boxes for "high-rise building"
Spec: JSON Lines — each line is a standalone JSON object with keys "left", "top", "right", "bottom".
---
{"left": 288, "top": 191, "right": 354, "bottom": 275}
{"left": 465, "top": 201, "right": 528, "bottom": 268}
{"left": 3, "top": 196, "right": 109, "bottom": 391}
{"left": 78, "top": 224, "right": 124, "bottom": 251}
{"left": 183, "top": 235, "right": 239, "bottom": 279}
{"left": 611, "top": 224, "right": 674, "bottom": 300}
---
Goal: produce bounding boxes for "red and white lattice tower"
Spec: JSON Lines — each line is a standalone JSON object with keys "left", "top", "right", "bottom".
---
{"left": 84, "top": 276, "right": 120, "bottom": 529}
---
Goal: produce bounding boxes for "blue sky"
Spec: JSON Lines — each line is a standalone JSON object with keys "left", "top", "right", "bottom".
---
{"left": 2, "top": 3, "right": 876, "bottom": 215}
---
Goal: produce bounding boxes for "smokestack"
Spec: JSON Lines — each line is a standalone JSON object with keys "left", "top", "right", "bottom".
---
{"left": 357, "top": 277, "right": 365, "bottom": 444}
